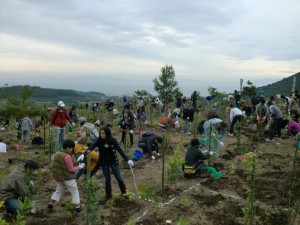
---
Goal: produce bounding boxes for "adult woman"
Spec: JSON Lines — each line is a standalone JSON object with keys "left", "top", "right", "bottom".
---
{"left": 78, "top": 127, "right": 133, "bottom": 200}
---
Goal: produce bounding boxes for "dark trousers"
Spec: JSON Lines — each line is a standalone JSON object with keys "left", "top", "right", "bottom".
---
{"left": 269, "top": 117, "right": 283, "bottom": 140}
{"left": 230, "top": 115, "right": 243, "bottom": 134}
{"left": 102, "top": 163, "right": 126, "bottom": 194}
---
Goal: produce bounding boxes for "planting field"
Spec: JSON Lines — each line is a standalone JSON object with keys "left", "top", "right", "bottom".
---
{"left": 0, "top": 109, "right": 299, "bottom": 225}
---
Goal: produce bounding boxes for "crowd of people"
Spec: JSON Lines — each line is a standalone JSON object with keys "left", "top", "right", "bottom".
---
{"left": 1, "top": 87, "right": 300, "bottom": 217}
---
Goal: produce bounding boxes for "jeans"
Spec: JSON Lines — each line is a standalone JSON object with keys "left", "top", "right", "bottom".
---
{"left": 101, "top": 163, "right": 126, "bottom": 194}
{"left": 230, "top": 115, "right": 243, "bottom": 134}
{"left": 21, "top": 130, "right": 30, "bottom": 143}
{"left": 204, "top": 127, "right": 220, "bottom": 157}
{"left": 183, "top": 119, "right": 190, "bottom": 133}
{"left": 55, "top": 127, "right": 65, "bottom": 151}
{"left": 5, "top": 198, "right": 21, "bottom": 214}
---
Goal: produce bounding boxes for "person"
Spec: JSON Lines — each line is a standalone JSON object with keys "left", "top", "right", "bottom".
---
{"left": 289, "top": 94, "right": 299, "bottom": 121}
{"left": 158, "top": 114, "right": 176, "bottom": 131}
{"left": 197, "top": 120, "right": 206, "bottom": 136}
{"left": 68, "top": 105, "right": 78, "bottom": 123}
{"left": 73, "top": 143, "right": 99, "bottom": 180}
{"left": 285, "top": 119, "right": 300, "bottom": 136}
{"left": 203, "top": 118, "right": 227, "bottom": 157}
{"left": 207, "top": 110, "right": 219, "bottom": 120}
{"left": 166, "top": 105, "right": 172, "bottom": 116}
{"left": 191, "top": 91, "right": 198, "bottom": 109}
{"left": 280, "top": 94, "right": 291, "bottom": 115}
{"left": 77, "top": 127, "right": 134, "bottom": 201}
{"left": 0, "top": 160, "right": 38, "bottom": 214}
{"left": 0, "top": 138, "right": 7, "bottom": 153}
{"left": 255, "top": 98, "right": 268, "bottom": 126}
{"left": 50, "top": 101, "right": 75, "bottom": 151}
{"left": 182, "top": 108, "right": 197, "bottom": 134}
{"left": 120, "top": 104, "right": 135, "bottom": 147}
{"left": 33, "top": 116, "right": 43, "bottom": 135}
{"left": 266, "top": 101, "right": 284, "bottom": 141}
{"left": 47, "top": 139, "right": 84, "bottom": 214}
{"left": 228, "top": 104, "right": 244, "bottom": 136}
{"left": 135, "top": 96, "right": 145, "bottom": 119}
{"left": 76, "top": 117, "right": 99, "bottom": 145}
{"left": 122, "top": 95, "right": 128, "bottom": 107}
{"left": 234, "top": 90, "right": 241, "bottom": 107}
{"left": 183, "top": 139, "right": 210, "bottom": 177}
{"left": 138, "top": 133, "right": 163, "bottom": 159}
{"left": 20, "top": 116, "right": 33, "bottom": 144}
{"left": 140, "top": 111, "right": 148, "bottom": 130}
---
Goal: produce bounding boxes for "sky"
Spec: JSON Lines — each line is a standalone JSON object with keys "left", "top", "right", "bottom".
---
{"left": 0, "top": 0, "right": 300, "bottom": 97}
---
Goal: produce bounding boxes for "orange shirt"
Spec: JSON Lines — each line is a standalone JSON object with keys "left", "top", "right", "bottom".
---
{"left": 159, "top": 116, "right": 175, "bottom": 128}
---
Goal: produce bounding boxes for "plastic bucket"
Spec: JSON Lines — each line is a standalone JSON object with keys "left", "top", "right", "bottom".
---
{"left": 132, "top": 150, "right": 143, "bottom": 161}
{"left": 199, "top": 138, "right": 214, "bottom": 146}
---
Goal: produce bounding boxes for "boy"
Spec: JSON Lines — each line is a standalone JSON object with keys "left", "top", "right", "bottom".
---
{"left": 47, "top": 139, "right": 85, "bottom": 214}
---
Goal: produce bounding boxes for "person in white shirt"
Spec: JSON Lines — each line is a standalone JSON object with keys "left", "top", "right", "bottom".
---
{"left": 229, "top": 104, "right": 244, "bottom": 136}
{"left": 0, "top": 139, "right": 7, "bottom": 153}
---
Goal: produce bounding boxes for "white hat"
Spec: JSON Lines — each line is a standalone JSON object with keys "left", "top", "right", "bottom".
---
{"left": 57, "top": 101, "right": 65, "bottom": 107}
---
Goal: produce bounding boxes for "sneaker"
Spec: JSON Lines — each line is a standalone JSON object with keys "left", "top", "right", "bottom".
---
{"left": 277, "top": 137, "right": 282, "bottom": 141}
{"left": 228, "top": 133, "right": 233, "bottom": 136}
{"left": 129, "top": 144, "right": 133, "bottom": 148}
{"left": 265, "top": 138, "right": 273, "bottom": 142}
{"left": 74, "top": 207, "right": 82, "bottom": 214}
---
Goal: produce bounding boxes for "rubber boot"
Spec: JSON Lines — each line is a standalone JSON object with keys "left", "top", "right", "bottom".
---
{"left": 105, "top": 187, "right": 112, "bottom": 201}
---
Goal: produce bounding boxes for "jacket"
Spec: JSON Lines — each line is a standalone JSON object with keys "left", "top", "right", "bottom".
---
{"left": 0, "top": 166, "right": 28, "bottom": 201}
{"left": 138, "top": 133, "right": 159, "bottom": 156}
{"left": 50, "top": 108, "right": 73, "bottom": 128}
{"left": 88, "top": 138, "right": 129, "bottom": 166}
{"left": 185, "top": 147, "right": 209, "bottom": 166}
{"left": 51, "top": 151, "right": 77, "bottom": 180}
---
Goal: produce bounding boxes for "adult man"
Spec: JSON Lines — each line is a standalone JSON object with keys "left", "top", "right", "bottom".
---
{"left": 20, "top": 116, "right": 33, "bottom": 144}
{"left": 0, "top": 160, "right": 38, "bottom": 214}
{"left": 183, "top": 139, "right": 210, "bottom": 177}
{"left": 50, "top": 101, "right": 75, "bottom": 151}
{"left": 138, "top": 133, "right": 163, "bottom": 160}
{"left": 182, "top": 108, "right": 197, "bottom": 134}
{"left": 191, "top": 91, "right": 198, "bottom": 109}
{"left": 266, "top": 101, "right": 284, "bottom": 141}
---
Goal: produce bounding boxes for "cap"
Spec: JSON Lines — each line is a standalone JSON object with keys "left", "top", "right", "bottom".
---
{"left": 57, "top": 101, "right": 65, "bottom": 107}
{"left": 79, "top": 117, "right": 86, "bottom": 123}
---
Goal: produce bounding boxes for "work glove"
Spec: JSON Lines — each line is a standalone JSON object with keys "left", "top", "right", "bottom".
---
{"left": 75, "top": 141, "right": 78, "bottom": 144}
{"left": 209, "top": 151, "right": 214, "bottom": 156}
{"left": 78, "top": 163, "right": 85, "bottom": 169}
{"left": 127, "top": 160, "right": 134, "bottom": 167}
{"left": 31, "top": 200, "right": 36, "bottom": 214}
{"left": 29, "top": 180, "right": 34, "bottom": 188}
{"left": 157, "top": 153, "right": 160, "bottom": 156}
{"left": 122, "top": 121, "right": 125, "bottom": 125}
{"left": 72, "top": 123, "right": 76, "bottom": 126}
{"left": 129, "top": 130, "right": 134, "bottom": 134}
{"left": 151, "top": 156, "right": 155, "bottom": 160}
{"left": 219, "top": 141, "right": 224, "bottom": 147}
{"left": 77, "top": 154, "right": 85, "bottom": 162}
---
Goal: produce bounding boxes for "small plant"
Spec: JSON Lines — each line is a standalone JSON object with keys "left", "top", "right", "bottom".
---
{"left": 137, "top": 184, "right": 158, "bottom": 203}
{"left": 241, "top": 152, "right": 257, "bottom": 225}
{"left": 167, "top": 143, "right": 185, "bottom": 188}
{"left": 127, "top": 219, "right": 135, "bottom": 225}
{"left": 228, "top": 164, "right": 236, "bottom": 175}
{"left": 64, "top": 201, "right": 74, "bottom": 218}
{"left": 84, "top": 177, "right": 100, "bottom": 225}
{"left": 177, "top": 217, "right": 190, "bottom": 225}
{"left": 180, "top": 196, "right": 190, "bottom": 207}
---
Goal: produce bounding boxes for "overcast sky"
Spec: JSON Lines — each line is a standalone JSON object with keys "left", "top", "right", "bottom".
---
{"left": 0, "top": 0, "right": 299, "bottom": 97}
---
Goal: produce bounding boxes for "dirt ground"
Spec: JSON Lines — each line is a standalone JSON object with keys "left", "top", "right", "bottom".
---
{"left": 0, "top": 119, "right": 299, "bottom": 225}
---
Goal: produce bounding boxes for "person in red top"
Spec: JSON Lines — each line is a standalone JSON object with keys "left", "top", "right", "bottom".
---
{"left": 50, "top": 101, "right": 75, "bottom": 151}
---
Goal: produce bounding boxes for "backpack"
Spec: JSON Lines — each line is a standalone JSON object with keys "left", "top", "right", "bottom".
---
{"left": 89, "top": 126, "right": 99, "bottom": 142}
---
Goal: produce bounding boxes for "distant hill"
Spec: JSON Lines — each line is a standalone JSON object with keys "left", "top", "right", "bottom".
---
{"left": 0, "top": 85, "right": 107, "bottom": 106}
{"left": 260, "top": 72, "right": 300, "bottom": 96}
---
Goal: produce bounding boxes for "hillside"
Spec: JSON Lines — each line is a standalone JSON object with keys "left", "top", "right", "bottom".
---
{"left": 260, "top": 72, "right": 300, "bottom": 96}
{"left": 0, "top": 85, "right": 107, "bottom": 105}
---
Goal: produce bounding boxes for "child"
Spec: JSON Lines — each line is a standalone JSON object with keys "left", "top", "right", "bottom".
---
{"left": 47, "top": 139, "right": 85, "bottom": 214}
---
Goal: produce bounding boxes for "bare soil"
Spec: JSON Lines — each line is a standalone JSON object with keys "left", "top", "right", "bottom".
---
{"left": 0, "top": 121, "right": 299, "bottom": 225}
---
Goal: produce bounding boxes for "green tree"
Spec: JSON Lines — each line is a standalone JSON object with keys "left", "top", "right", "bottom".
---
{"left": 153, "top": 64, "right": 178, "bottom": 104}
{"left": 242, "top": 80, "right": 257, "bottom": 97}
{"left": 0, "top": 85, "right": 48, "bottom": 119}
